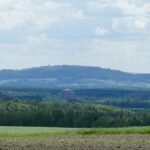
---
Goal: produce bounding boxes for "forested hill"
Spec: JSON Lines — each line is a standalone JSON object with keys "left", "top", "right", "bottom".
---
{"left": 0, "top": 65, "right": 150, "bottom": 89}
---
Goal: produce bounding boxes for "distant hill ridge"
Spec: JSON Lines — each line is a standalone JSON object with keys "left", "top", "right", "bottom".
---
{"left": 0, "top": 65, "right": 150, "bottom": 89}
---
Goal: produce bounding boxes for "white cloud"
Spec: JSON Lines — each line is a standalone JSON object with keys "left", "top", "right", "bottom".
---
{"left": 115, "top": 0, "right": 150, "bottom": 16}
{"left": 95, "top": 27, "right": 109, "bottom": 36}
{"left": 86, "top": 0, "right": 113, "bottom": 12}
{"left": 113, "top": 0, "right": 150, "bottom": 30}
{"left": 133, "top": 18, "right": 149, "bottom": 29}
{"left": 0, "top": 0, "right": 33, "bottom": 29}
{"left": 0, "top": 0, "right": 68, "bottom": 30}
{"left": 73, "top": 10, "right": 86, "bottom": 19}
{"left": 115, "top": 0, "right": 140, "bottom": 15}
{"left": 44, "top": 1, "right": 68, "bottom": 10}
{"left": 112, "top": 16, "right": 149, "bottom": 30}
{"left": 34, "top": 16, "right": 60, "bottom": 30}
{"left": 87, "top": 0, "right": 150, "bottom": 31}
{"left": 72, "top": 10, "right": 95, "bottom": 20}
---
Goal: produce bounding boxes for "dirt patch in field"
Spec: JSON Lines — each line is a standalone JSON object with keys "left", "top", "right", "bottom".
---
{"left": 0, "top": 134, "right": 150, "bottom": 150}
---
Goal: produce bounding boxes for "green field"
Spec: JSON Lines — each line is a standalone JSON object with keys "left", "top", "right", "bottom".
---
{"left": 0, "top": 127, "right": 150, "bottom": 149}
{"left": 0, "top": 126, "right": 150, "bottom": 137}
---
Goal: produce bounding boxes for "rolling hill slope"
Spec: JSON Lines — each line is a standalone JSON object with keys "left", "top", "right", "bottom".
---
{"left": 0, "top": 65, "right": 149, "bottom": 89}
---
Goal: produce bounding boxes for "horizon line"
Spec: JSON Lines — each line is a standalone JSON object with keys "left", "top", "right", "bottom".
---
{"left": 0, "top": 64, "right": 149, "bottom": 75}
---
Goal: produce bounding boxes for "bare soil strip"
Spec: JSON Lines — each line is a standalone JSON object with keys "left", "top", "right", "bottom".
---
{"left": 0, "top": 134, "right": 150, "bottom": 150}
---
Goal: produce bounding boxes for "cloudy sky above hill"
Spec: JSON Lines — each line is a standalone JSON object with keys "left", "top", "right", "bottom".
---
{"left": 0, "top": 0, "right": 150, "bottom": 73}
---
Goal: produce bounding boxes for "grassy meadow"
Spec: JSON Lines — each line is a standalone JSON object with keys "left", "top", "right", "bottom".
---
{"left": 0, "top": 126, "right": 150, "bottom": 137}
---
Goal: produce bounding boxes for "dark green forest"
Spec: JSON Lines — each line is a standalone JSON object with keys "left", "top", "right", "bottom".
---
{"left": 1, "top": 88, "right": 150, "bottom": 108}
{"left": 0, "top": 88, "right": 150, "bottom": 127}
{"left": 0, "top": 100, "right": 150, "bottom": 127}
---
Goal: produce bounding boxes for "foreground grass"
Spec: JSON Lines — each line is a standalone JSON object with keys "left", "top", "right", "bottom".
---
{"left": 0, "top": 126, "right": 150, "bottom": 137}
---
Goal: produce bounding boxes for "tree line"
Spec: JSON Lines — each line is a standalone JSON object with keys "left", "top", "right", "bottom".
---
{"left": 0, "top": 100, "right": 150, "bottom": 127}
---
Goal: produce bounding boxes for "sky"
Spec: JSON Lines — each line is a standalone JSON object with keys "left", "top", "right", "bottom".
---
{"left": 0, "top": 0, "right": 150, "bottom": 73}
